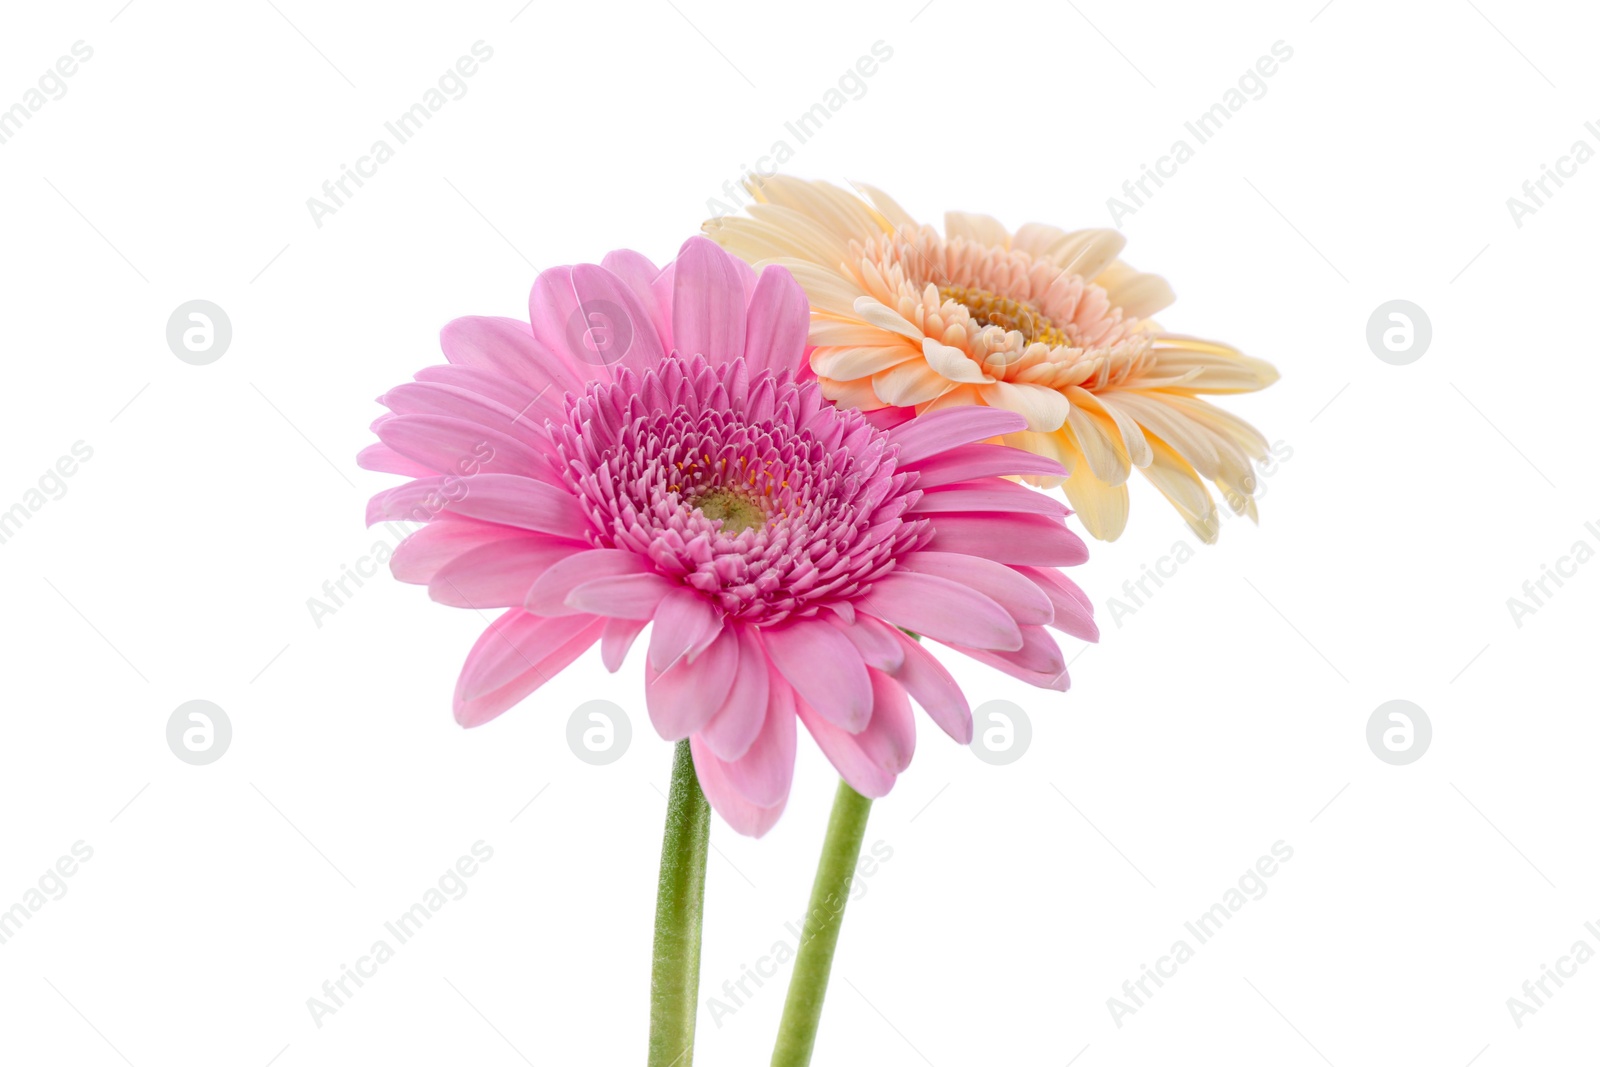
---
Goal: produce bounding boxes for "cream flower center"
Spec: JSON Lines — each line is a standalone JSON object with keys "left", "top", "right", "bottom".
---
{"left": 937, "top": 285, "right": 1069, "bottom": 348}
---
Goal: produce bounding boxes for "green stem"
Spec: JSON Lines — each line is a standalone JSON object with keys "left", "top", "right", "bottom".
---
{"left": 649, "top": 740, "right": 711, "bottom": 1067}
{"left": 770, "top": 779, "right": 874, "bottom": 1067}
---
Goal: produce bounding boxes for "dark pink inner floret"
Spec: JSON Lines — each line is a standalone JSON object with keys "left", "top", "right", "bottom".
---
{"left": 551, "top": 355, "right": 930, "bottom": 624}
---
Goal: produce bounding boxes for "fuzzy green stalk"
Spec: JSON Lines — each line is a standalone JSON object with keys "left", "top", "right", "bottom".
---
{"left": 649, "top": 740, "right": 712, "bottom": 1067}
{"left": 770, "top": 779, "right": 874, "bottom": 1067}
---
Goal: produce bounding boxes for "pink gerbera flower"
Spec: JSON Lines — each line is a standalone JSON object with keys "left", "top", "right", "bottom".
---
{"left": 362, "top": 237, "right": 1097, "bottom": 836}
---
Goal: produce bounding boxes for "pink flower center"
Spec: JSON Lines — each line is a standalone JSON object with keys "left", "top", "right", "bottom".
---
{"left": 552, "top": 355, "right": 930, "bottom": 624}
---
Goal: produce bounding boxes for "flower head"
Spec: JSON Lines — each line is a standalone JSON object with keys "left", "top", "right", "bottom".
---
{"left": 704, "top": 178, "right": 1278, "bottom": 542}
{"left": 363, "top": 237, "right": 1096, "bottom": 835}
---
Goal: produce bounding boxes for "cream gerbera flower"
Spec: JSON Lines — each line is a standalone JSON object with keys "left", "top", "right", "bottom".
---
{"left": 703, "top": 177, "right": 1278, "bottom": 542}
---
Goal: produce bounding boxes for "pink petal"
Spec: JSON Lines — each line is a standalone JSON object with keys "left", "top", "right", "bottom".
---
{"left": 717, "top": 671, "right": 796, "bottom": 807}
{"left": 524, "top": 549, "right": 652, "bottom": 616}
{"left": 885, "top": 406, "right": 1027, "bottom": 464}
{"left": 430, "top": 538, "right": 580, "bottom": 608}
{"left": 911, "top": 480, "right": 1070, "bottom": 518}
{"left": 379, "top": 381, "right": 553, "bottom": 453}
{"left": 1016, "top": 566, "right": 1099, "bottom": 642}
{"left": 570, "top": 261, "right": 667, "bottom": 375}
{"left": 601, "top": 249, "right": 673, "bottom": 349}
{"left": 896, "top": 552, "right": 1053, "bottom": 626}
{"left": 566, "top": 572, "right": 678, "bottom": 619}
{"left": 861, "top": 405, "right": 915, "bottom": 431}
{"left": 600, "top": 617, "right": 647, "bottom": 671}
{"left": 926, "top": 513, "right": 1089, "bottom": 566}
{"left": 761, "top": 622, "right": 873, "bottom": 733}
{"left": 828, "top": 615, "right": 905, "bottom": 672}
{"left": 454, "top": 611, "right": 604, "bottom": 724}
{"left": 445, "top": 473, "right": 592, "bottom": 540}
{"left": 840, "top": 670, "right": 916, "bottom": 777}
{"left": 858, "top": 571, "right": 1022, "bottom": 651}
{"left": 948, "top": 625, "right": 1070, "bottom": 690}
{"left": 698, "top": 626, "right": 771, "bottom": 761}
{"left": 528, "top": 266, "right": 594, "bottom": 380}
{"left": 797, "top": 698, "right": 897, "bottom": 799}
{"left": 366, "top": 477, "right": 472, "bottom": 527}
{"left": 440, "top": 316, "right": 585, "bottom": 397}
{"left": 377, "top": 415, "right": 548, "bottom": 479}
{"left": 645, "top": 626, "right": 739, "bottom": 739}
{"left": 743, "top": 265, "right": 809, "bottom": 376}
{"left": 690, "top": 736, "right": 788, "bottom": 838}
{"left": 357, "top": 443, "right": 434, "bottom": 478}
{"left": 671, "top": 236, "right": 746, "bottom": 364}
{"left": 647, "top": 588, "right": 722, "bottom": 672}
{"left": 390, "top": 520, "right": 550, "bottom": 585}
{"left": 889, "top": 631, "right": 972, "bottom": 743}
{"left": 904, "top": 443, "right": 1066, "bottom": 487}
{"left": 413, "top": 364, "right": 564, "bottom": 428}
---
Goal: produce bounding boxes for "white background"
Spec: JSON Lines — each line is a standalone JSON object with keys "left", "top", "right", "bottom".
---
{"left": 2, "top": 1, "right": 1596, "bottom": 1064}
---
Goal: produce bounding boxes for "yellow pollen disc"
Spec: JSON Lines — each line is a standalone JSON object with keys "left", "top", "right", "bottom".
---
{"left": 939, "top": 285, "right": 1070, "bottom": 347}
{"left": 694, "top": 487, "right": 767, "bottom": 535}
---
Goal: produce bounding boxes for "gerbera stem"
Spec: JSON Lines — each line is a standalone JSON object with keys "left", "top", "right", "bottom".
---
{"left": 770, "top": 779, "right": 873, "bottom": 1067}
{"left": 649, "top": 740, "right": 712, "bottom": 1067}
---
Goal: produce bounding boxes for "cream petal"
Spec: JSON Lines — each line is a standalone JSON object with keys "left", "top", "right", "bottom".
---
{"left": 769, "top": 260, "right": 868, "bottom": 318}
{"left": 850, "top": 180, "right": 918, "bottom": 231}
{"left": 809, "top": 318, "right": 908, "bottom": 347}
{"left": 1063, "top": 402, "right": 1130, "bottom": 485}
{"left": 1139, "top": 437, "right": 1219, "bottom": 543}
{"left": 1097, "top": 262, "right": 1176, "bottom": 319}
{"left": 1002, "top": 430, "right": 1077, "bottom": 478}
{"left": 1053, "top": 229, "right": 1127, "bottom": 280}
{"left": 749, "top": 175, "right": 887, "bottom": 241}
{"left": 1066, "top": 387, "right": 1153, "bottom": 468}
{"left": 921, "top": 337, "right": 992, "bottom": 384}
{"left": 818, "top": 374, "right": 888, "bottom": 410}
{"left": 944, "top": 211, "right": 1011, "bottom": 248}
{"left": 746, "top": 204, "right": 853, "bottom": 266}
{"left": 981, "top": 381, "right": 1071, "bottom": 432}
{"left": 701, "top": 217, "right": 816, "bottom": 266}
{"left": 812, "top": 343, "right": 921, "bottom": 380}
{"left": 1011, "top": 222, "right": 1072, "bottom": 259}
{"left": 853, "top": 296, "right": 926, "bottom": 342}
{"left": 1060, "top": 457, "right": 1130, "bottom": 541}
{"left": 1105, "top": 392, "right": 1221, "bottom": 479}
{"left": 874, "top": 360, "right": 956, "bottom": 407}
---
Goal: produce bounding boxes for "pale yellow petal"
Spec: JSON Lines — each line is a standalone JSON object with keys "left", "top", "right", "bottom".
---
{"left": 1061, "top": 456, "right": 1130, "bottom": 541}
{"left": 853, "top": 296, "right": 926, "bottom": 342}
{"left": 1094, "top": 261, "right": 1175, "bottom": 318}
{"left": 748, "top": 177, "right": 885, "bottom": 244}
{"left": 1052, "top": 229, "right": 1127, "bottom": 279}
{"left": 811, "top": 344, "right": 920, "bottom": 380}
{"left": 921, "top": 337, "right": 991, "bottom": 384}
{"left": 1139, "top": 436, "right": 1219, "bottom": 543}
{"left": 1067, "top": 387, "right": 1153, "bottom": 468}
{"left": 849, "top": 181, "right": 919, "bottom": 231}
{"left": 1063, "top": 402, "right": 1130, "bottom": 485}
{"left": 944, "top": 211, "right": 1011, "bottom": 248}
{"left": 1105, "top": 392, "right": 1221, "bottom": 479}
{"left": 981, "top": 380, "right": 1071, "bottom": 432}
{"left": 874, "top": 360, "right": 954, "bottom": 407}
